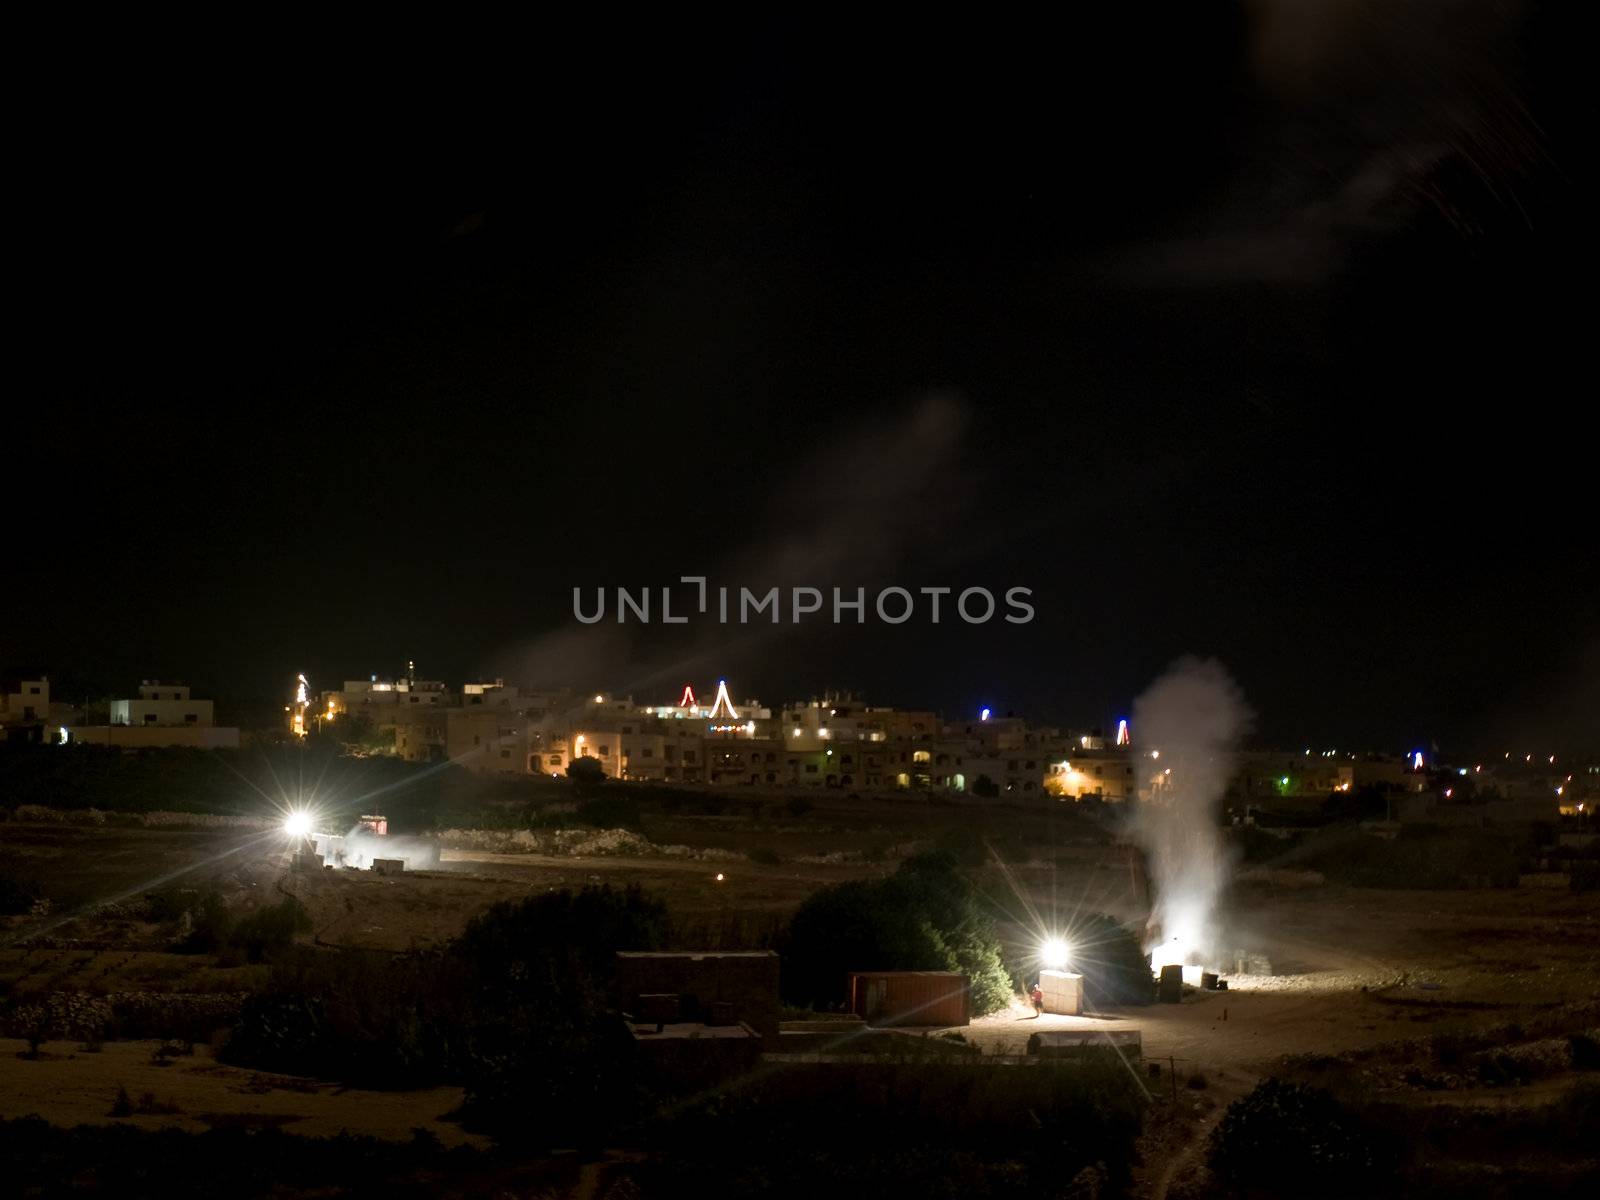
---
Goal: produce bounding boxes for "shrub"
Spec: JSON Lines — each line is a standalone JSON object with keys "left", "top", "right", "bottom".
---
{"left": 175, "top": 893, "right": 233, "bottom": 954}
{"left": 222, "top": 884, "right": 667, "bottom": 1146}
{"left": 779, "top": 853, "right": 1013, "bottom": 1016}
{"left": 747, "top": 847, "right": 784, "bottom": 866}
{"left": 229, "top": 897, "right": 311, "bottom": 962}
{"left": 566, "top": 756, "right": 606, "bottom": 787}
{"left": 1210, "top": 1079, "right": 1395, "bottom": 1193}
{"left": 640, "top": 1057, "right": 1146, "bottom": 1195}
{"left": 1569, "top": 1030, "right": 1600, "bottom": 1070}
{"left": 0, "top": 869, "right": 39, "bottom": 916}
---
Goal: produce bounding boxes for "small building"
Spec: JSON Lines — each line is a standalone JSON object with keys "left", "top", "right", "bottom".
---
{"left": 616, "top": 950, "right": 780, "bottom": 1041}
{"left": 848, "top": 970, "right": 970, "bottom": 1027}
{"left": 66, "top": 681, "right": 239, "bottom": 749}
{"left": 0, "top": 673, "right": 51, "bottom": 744}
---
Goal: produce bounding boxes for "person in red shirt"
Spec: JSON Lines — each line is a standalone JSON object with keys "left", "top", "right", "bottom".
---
{"left": 1030, "top": 983, "right": 1044, "bottom": 1016}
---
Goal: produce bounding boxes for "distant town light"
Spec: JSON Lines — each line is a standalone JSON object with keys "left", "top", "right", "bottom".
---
{"left": 708, "top": 679, "right": 739, "bottom": 720}
{"left": 980, "top": 707, "right": 991, "bottom": 721}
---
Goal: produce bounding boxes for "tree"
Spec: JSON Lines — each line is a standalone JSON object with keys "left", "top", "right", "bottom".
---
{"left": 1210, "top": 1079, "right": 1394, "bottom": 1192}
{"left": 451, "top": 885, "right": 666, "bottom": 1141}
{"left": 779, "top": 853, "right": 1014, "bottom": 1016}
{"left": 971, "top": 774, "right": 999, "bottom": 798}
{"left": 567, "top": 756, "right": 606, "bottom": 787}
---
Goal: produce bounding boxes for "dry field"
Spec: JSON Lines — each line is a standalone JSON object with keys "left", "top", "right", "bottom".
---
{"left": 3, "top": 798, "right": 1596, "bottom": 1175}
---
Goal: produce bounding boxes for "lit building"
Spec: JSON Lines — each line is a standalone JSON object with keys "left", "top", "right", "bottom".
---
{"left": 0, "top": 673, "right": 51, "bottom": 744}
{"left": 1047, "top": 747, "right": 1140, "bottom": 800}
{"left": 66, "top": 681, "right": 239, "bottom": 749}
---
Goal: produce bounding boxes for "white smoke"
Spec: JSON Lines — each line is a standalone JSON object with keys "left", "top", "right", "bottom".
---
{"left": 312, "top": 824, "right": 440, "bottom": 871}
{"left": 1130, "top": 657, "right": 1251, "bottom": 975}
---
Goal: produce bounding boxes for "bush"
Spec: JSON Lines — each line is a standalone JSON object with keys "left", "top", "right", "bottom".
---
{"left": 1210, "top": 1079, "right": 1395, "bottom": 1193}
{"left": 779, "top": 853, "right": 1013, "bottom": 1016}
{"left": 639, "top": 1057, "right": 1146, "bottom": 1195}
{"left": 566, "top": 756, "right": 606, "bottom": 787}
{"left": 747, "top": 847, "right": 784, "bottom": 866}
{"left": 222, "top": 884, "right": 666, "bottom": 1146}
{"left": 0, "top": 869, "right": 39, "bottom": 916}
{"left": 229, "top": 897, "right": 311, "bottom": 962}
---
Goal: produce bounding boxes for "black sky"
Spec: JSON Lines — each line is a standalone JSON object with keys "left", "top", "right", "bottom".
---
{"left": 9, "top": 6, "right": 1595, "bottom": 752}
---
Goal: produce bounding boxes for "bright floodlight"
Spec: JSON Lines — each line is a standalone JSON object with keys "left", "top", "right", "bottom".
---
{"left": 1041, "top": 937, "right": 1071, "bottom": 971}
{"left": 283, "top": 811, "right": 313, "bottom": 838}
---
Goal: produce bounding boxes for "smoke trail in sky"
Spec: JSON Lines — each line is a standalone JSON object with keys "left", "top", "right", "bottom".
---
{"left": 1131, "top": 657, "right": 1251, "bottom": 974}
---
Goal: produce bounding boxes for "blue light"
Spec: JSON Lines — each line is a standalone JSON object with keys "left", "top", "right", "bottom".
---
{"left": 980, "top": 707, "right": 991, "bottom": 721}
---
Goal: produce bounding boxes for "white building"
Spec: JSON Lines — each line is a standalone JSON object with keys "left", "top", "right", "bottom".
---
{"left": 109, "top": 681, "right": 215, "bottom": 729}
{"left": 70, "top": 680, "right": 239, "bottom": 749}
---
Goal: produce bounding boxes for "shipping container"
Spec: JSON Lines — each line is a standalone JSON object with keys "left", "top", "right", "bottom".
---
{"left": 848, "top": 970, "right": 970, "bottom": 1027}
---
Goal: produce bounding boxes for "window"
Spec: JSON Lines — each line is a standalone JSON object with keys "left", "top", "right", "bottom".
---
{"left": 184, "top": 713, "right": 198, "bottom": 723}
{"left": 599, "top": 745, "right": 610, "bottom": 756}
{"left": 805, "top": 764, "right": 818, "bottom": 774}
{"left": 28, "top": 686, "right": 40, "bottom": 695}
{"left": 143, "top": 713, "right": 157, "bottom": 723}
{"left": 500, "top": 749, "right": 510, "bottom": 758}
{"left": 642, "top": 747, "right": 654, "bottom": 758}
{"left": 548, "top": 754, "right": 562, "bottom": 765}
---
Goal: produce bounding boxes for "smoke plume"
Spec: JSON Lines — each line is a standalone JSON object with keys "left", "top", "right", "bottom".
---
{"left": 1130, "top": 657, "right": 1251, "bottom": 971}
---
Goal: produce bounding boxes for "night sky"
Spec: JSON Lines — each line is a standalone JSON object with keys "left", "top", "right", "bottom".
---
{"left": 10, "top": 6, "right": 1594, "bottom": 751}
